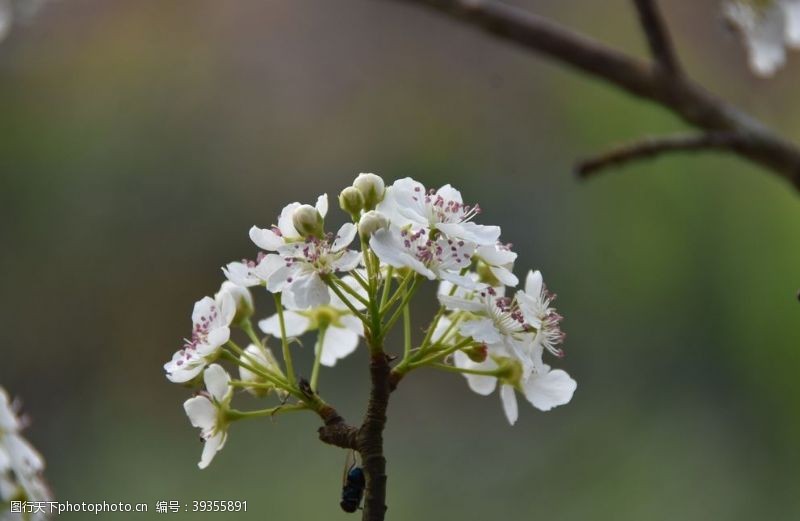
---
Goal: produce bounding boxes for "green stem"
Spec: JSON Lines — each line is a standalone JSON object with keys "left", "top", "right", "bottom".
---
{"left": 226, "top": 403, "right": 308, "bottom": 421}
{"left": 426, "top": 362, "right": 502, "bottom": 377}
{"left": 331, "top": 276, "right": 370, "bottom": 307}
{"left": 221, "top": 348, "right": 287, "bottom": 389}
{"left": 380, "top": 266, "right": 394, "bottom": 309}
{"left": 409, "top": 337, "right": 478, "bottom": 368}
{"left": 322, "top": 275, "right": 370, "bottom": 326}
{"left": 310, "top": 325, "right": 328, "bottom": 392}
{"left": 402, "top": 293, "right": 412, "bottom": 361}
{"left": 239, "top": 319, "right": 264, "bottom": 349}
{"left": 274, "top": 293, "right": 297, "bottom": 387}
{"left": 379, "top": 271, "right": 415, "bottom": 315}
{"left": 381, "top": 277, "right": 420, "bottom": 340}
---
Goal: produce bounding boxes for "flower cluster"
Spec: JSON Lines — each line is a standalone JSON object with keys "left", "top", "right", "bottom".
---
{"left": 164, "top": 173, "right": 576, "bottom": 468}
{"left": 725, "top": 0, "right": 800, "bottom": 76}
{"left": 0, "top": 386, "right": 51, "bottom": 519}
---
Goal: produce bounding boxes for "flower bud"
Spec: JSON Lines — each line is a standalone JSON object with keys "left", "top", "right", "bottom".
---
{"left": 238, "top": 344, "right": 286, "bottom": 398}
{"left": 217, "top": 281, "right": 253, "bottom": 323}
{"left": 353, "top": 173, "right": 385, "bottom": 210}
{"left": 358, "top": 210, "right": 389, "bottom": 237}
{"left": 338, "top": 186, "right": 364, "bottom": 217}
{"left": 292, "top": 204, "right": 324, "bottom": 238}
{"left": 464, "top": 344, "right": 488, "bottom": 363}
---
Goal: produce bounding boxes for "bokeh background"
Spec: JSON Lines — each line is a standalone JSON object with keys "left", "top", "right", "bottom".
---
{"left": 2, "top": 0, "right": 800, "bottom": 519}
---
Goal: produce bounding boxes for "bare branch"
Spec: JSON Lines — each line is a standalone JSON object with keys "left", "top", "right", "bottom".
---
{"left": 390, "top": 0, "right": 800, "bottom": 191}
{"left": 576, "top": 132, "right": 741, "bottom": 178}
{"left": 632, "top": 0, "right": 681, "bottom": 75}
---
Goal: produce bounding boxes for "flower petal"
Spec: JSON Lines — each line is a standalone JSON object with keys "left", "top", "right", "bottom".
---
{"left": 204, "top": 364, "right": 231, "bottom": 403}
{"left": 523, "top": 369, "right": 577, "bottom": 411}
{"left": 258, "top": 311, "right": 311, "bottom": 337}
{"left": 249, "top": 226, "right": 284, "bottom": 251}
{"left": 198, "top": 431, "right": 226, "bottom": 469}
{"left": 453, "top": 351, "right": 498, "bottom": 396}
{"left": 319, "top": 326, "right": 359, "bottom": 367}
{"left": 315, "top": 193, "right": 329, "bottom": 218}
{"left": 288, "top": 272, "right": 330, "bottom": 309}
{"left": 500, "top": 385, "right": 519, "bottom": 425}
{"left": 183, "top": 396, "right": 216, "bottom": 431}
{"left": 331, "top": 223, "right": 357, "bottom": 252}
{"left": 437, "top": 222, "right": 500, "bottom": 245}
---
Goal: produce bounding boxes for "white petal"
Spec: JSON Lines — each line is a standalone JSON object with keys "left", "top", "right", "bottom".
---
{"left": 266, "top": 263, "right": 303, "bottom": 294}
{"left": 204, "top": 364, "right": 231, "bottom": 402}
{"left": 459, "top": 318, "right": 502, "bottom": 344}
{"left": 164, "top": 351, "right": 205, "bottom": 383}
{"left": 277, "top": 202, "right": 301, "bottom": 238}
{"left": 500, "top": 385, "right": 519, "bottom": 425}
{"left": 259, "top": 310, "right": 310, "bottom": 337}
{"left": 453, "top": 351, "right": 498, "bottom": 396}
{"left": 431, "top": 316, "right": 453, "bottom": 344}
{"left": 525, "top": 270, "right": 543, "bottom": 296}
{"left": 338, "top": 313, "right": 365, "bottom": 335}
{"left": 4, "top": 434, "right": 45, "bottom": 473}
{"left": 249, "top": 226, "right": 284, "bottom": 251}
{"left": 437, "top": 222, "right": 500, "bottom": 245}
{"left": 319, "top": 326, "right": 359, "bottom": 366}
{"left": 332, "top": 250, "right": 362, "bottom": 273}
{"left": 204, "top": 326, "right": 231, "bottom": 350}
{"left": 288, "top": 272, "right": 330, "bottom": 309}
{"left": 183, "top": 396, "right": 216, "bottom": 431}
{"left": 438, "top": 294, "right": 485, "bottom": 313}
{"left": 435, "top": 183, "right": 463, "bottom": 205}
{"left": 476, "top": 244, "right": 516, "bottom": 266}
{"left": 0, "top": 388, "right": 20, "bottom": 432}
{"left": 523, "top": 369, "right": 577, "bottom": 411}
{"left": 783, "top": 0, "right": 800, "bottom": 46}
{"left": 490, "top": 265, "right": 519, "bottom": 287}
{"left": 315, "top": 193, "right": 329, "bottom": 218}
{"left": 370, "top": 228, "right": 435, "bottom": 279}
{"left": 191, "top": 296, "right": 216, "bottom": 326}
{"left": 331, "top": 223, "right": 357, "bottom": 252}
{"left": 198, "top": 431, "right": 226, "bottom": 469}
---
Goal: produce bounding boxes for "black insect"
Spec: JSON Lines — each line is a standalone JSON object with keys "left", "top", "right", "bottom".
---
{"left": 340, "top": 451, "right": 365, "bottom": 513}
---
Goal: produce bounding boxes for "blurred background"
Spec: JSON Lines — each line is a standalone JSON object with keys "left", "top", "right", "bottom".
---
{"left": 2, "top": 0, "right": 799, "bottom": 519}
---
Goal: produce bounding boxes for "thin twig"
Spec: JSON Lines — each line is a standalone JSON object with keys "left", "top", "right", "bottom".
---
{"left": 632, "top": 0, "right": 681, "bottom": 75}
{"left": 576, "top": 131, "right": 742, "bottom": 178}
{"left": 391, "top": 0, "right": 800, "bottom": 190}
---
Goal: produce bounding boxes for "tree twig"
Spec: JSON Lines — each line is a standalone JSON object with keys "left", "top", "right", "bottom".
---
{"left": 632, "top": 0, "right": 681, "bottom": 75}
{"left": 576, "top": 131, "right": 742, "bottom": 178}
{"left": 390, "top": 0, "right": 800, "bottom": 191}
{"left": 357, "top": 352, "right": 391, "bottom": 521}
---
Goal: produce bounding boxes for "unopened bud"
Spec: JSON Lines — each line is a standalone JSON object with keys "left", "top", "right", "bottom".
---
{"left": 292, "top": 204, "right": 324, "bottom": 238}
{"left": 238, "top": 344, "right": 286, "bottom": 398}
{"left": 338, "top": 186, "right": 364, "bottom": 217}
{"left": 358, "top": 210, "right": 389, "bottom": 237}
{"left": 464, "top": 344, "right": 488, "bottom": 363}
{"left": 353, "top": 173, "right": 385, "bottom": 210}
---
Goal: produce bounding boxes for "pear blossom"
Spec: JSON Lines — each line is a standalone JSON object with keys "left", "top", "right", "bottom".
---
{"left": 259, "top": 278, "right": 365, "bottom": 367}
{"left": 222, "top": 255, "right": 268, "bottom": 288}
{"left": 0, "top": 387, "right": 51, "bottom": 510}
{"left": 452, "top": 345, "right": 576, "bottom": 424}
{"left": 353, "top": 173, "right": 386, "bottom": 209}
{"left": 725, "top": 0, "right": 800, "bottom": 76}
{"left": 517, "top": 270, "right": 566, "bottom": 358}
{"left": 376, "top": 178, "right": 500, "bottom": 245}
{"left": 164, "top": 288, "right": 236, "bottom": 383}
{"left": 249, "top": 194, "right": 329, "bottom": 251}
{"left": 183, "top": 364, "right": 233, "bottom": 469}
{"left": 370, "top": 226, "right": 477, "bottom": 287}
{"left": 256, "top": 224, "right": 360, "bottom": 309}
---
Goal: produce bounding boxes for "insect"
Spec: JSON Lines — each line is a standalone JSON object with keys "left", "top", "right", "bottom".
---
{"left": 340, "top": 450, "right": 365, "bottom": 513}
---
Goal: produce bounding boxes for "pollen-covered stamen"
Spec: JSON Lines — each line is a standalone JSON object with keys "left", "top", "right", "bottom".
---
{"left": 417, "top": 188, "right": 483, "bottom": 225}
{"left": 401, "top": 228, "right": 472, "bottom": 268}
{"left": 487, "top": 296, "right": 531, "bottom": 337}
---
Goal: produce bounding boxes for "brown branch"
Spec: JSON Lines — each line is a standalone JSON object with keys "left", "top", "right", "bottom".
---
{"left": 357, "top": 352, "right": 391, "bottom": 521}
{"left": 576, "top": 131, "right": 742, "bottom": 178}
{"left": 317, "top": 404, "right": 359, "bottom": 449}
{"left": 632, "top": 0, "right": 681, "bottom": 75}
{"left": 390, "top": 0, "right": 800, "bottom": 191}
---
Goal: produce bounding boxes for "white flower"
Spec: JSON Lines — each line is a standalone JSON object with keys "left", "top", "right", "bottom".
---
{"left": 0, "top": 387, "right": 52, "bottom": 507}
{"left": 370, "top": 225, "right": 477, "bottom": 286}
{"left": 452, "top": 349, "right": 576, "bottom": 425}
{"left": 222, "top": 255, "right": 267, "bottom": 287}
{"left": 376, "top": 178, "right": 500, "bottom": 245}
{"left": 164, "top": 290, "right": 236, "bottom": 383}
{"left": 238, "top": 344, "right": 286, "bottom": 397}
{"left": 256, "top": 224, "right": 360, "bottom": 309}
{"left": 725, "top": 0, "right": 800, "bottom": 76}
{"left": 259, "top": 278, "right": 365, "bottom": 367}
{"left": 439, "top": 286, "right": 535, "bottom": 371}
{"left": 183, "top": 364, "right": 233, "bottom": 469}
{"left": 516, "top": 270, "right": 565, "bottom": 359}
{"left": 475, "top": 242, "right": 518, "bottom": 287}
{"left": 249, "top": 194, "right": 329, "bottom": 251}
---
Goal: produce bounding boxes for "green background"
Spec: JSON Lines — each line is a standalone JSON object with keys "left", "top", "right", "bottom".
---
{"left": 2, "top": 1, "right": 799, "bottom": 519}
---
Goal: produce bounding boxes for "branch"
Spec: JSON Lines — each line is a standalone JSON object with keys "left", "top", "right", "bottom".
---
{"left": 632, "top": 0, "right": 681, "bottom": 75}
{"left": 357, "top": 352, "right": 391, "bottom": 521}
{"left": 390, "top": 0, "right": 800, "bottom": 191}
{"left": 317, "top": 404, "right": 359, "bottom": 449}
{"left": 576, "top": 131, "right": 742, "bottom": 178}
